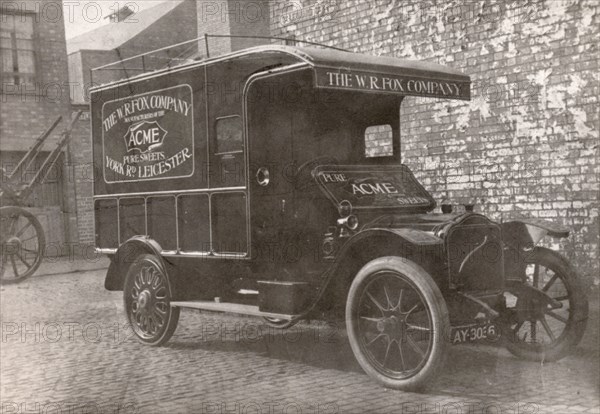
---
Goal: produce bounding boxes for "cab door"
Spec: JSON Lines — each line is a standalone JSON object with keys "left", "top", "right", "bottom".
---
{"left": 246, "top": 76, "right": 297, "bottom": 266}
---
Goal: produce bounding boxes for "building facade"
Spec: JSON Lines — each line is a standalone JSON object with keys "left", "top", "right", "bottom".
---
{"left": 1, "top": 0, "right": 76, "bottom": 252}
{"left": 269, "top": 0, "right": 599, "bottom": 285}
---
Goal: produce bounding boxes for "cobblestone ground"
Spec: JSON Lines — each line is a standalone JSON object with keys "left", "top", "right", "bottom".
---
{"left": 1, "top": 270, "right": 598, "bottom": 414}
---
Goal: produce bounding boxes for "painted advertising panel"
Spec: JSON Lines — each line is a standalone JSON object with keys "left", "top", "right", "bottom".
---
{"left": 101, "top": 85, "right": 194, "bottom": 183}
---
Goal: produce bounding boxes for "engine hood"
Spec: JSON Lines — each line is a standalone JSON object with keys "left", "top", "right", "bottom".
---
{"left": 312, "top": 164, "right": 436, "bottom": 213}
{"left": 361, "top": 212, "right": 463, "bottom": 231}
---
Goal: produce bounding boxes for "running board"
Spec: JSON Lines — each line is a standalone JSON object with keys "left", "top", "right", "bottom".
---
{"left": 170, "top": 301, "right": 295, "bottom": 320}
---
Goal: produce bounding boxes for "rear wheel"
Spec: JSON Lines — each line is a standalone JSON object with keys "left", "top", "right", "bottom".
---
{"left": 346, "top": 256, "right": 449, "bottom": 390}
{"left": 124, "top": 254, "right": 179, "bottom": 346}
{"left": 503, "top": 247, "right": 588, "bottom": 361}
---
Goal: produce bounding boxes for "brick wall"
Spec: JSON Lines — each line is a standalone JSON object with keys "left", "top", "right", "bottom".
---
{"left": 68, "top": 50, "right": 120, "bottom": 104}
{"left": 228, "top": 1, "right": 271, "bottom": 51}
{"left": 270, "top": 0, "right": 599, "bottom": 285}
{"left": 67, "top": 107, "right": 94, "bottom": 245}
{"left": 1, "top": 1, "right": 72, "bottom": 150}
{"left": 1, "top": 0, "right": 76, "bottom": 249}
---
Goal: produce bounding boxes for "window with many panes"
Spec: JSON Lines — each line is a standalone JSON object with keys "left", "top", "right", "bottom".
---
{"left": 1, "top": 13, "right": 37, "bottom": 88}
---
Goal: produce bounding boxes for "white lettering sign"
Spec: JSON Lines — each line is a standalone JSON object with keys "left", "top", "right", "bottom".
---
{"left": 320, "top": 70, "right": 465, "bottom": 98}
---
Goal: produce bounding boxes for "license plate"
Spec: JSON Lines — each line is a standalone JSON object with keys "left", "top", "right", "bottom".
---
{"left": 451, "top": 322, "right": 498, "bottom": 344}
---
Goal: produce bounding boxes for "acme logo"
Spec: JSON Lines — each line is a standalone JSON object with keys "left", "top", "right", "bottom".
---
{"left": 346, "top": 178, "right": 400, "bottom": 197}
{"left": 124, "top": 121, "right": 167, "bottom": 153}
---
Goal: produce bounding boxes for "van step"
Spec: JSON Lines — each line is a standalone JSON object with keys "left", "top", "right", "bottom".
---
{"left": 170, "top": 300, "right": 295, "bottom": 320}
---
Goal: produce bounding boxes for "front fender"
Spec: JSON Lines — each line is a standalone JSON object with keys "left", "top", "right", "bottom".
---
{"left": 501, "top": 219, "right": 570, "bottom": 282}
{"left": 332, "top": 227, "right": 444, "bottom": 275}
{"left": 310, "top": 228, "right": 445, "bottom": 316}
{"left": 502, "top": 218, "right": 570, "bottom": 249}
{"left": 104, "top": 236, "right": 164, "bottom": 291}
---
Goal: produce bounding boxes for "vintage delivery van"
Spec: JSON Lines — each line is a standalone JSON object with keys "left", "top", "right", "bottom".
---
{"left": 91, "top": 42, "right": 588, "bottom": 390}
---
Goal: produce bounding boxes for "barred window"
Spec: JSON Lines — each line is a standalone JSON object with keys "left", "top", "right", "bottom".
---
{"left": 1, "top": 13, "right": 37, "bottom": 87}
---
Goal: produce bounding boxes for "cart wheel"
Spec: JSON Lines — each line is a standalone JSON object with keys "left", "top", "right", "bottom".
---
{"left": 346, "top": 256, "right": 449, "bottom": 390}
{"left": 263, "top": 317, "right": 299, "bottom": 329}
{"left": 503, "top": 247, "right": 588, "bottom": 362}
{"left": 0, "top": 206, "right": 45, "bottom": 284}
{"left": 123, "top": 254, "right": 180, "bottom": 346}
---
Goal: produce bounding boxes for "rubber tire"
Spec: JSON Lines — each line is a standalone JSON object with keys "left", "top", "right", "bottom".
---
{"left": 346, "top": 256, "right": 449, "bottom": 391}
{"left": 123, "top": 254, "right": 180, "bottom": 346}
{"left": 504, "top": 247, "right": 588, "bottom": 362}
{"left": 0, "top": 206, "right": 46, "bottom": 284}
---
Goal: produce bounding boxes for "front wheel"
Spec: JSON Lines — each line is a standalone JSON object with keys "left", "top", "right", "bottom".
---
{"left": 346, "top": 256, "right": 449, "bottom": 390}
{"left": 123, "top": 254, "right": 180, "bottom": 346}
{"left": 503, "top": 247, "right": 588, "bottom": 361}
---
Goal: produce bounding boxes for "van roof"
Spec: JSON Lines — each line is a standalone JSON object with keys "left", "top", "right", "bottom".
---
{"left": 287, "top": 45, "right": 469, "bottom": 79}
{"left": 91, "top": 44, "right": 470, "bottom": 100}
